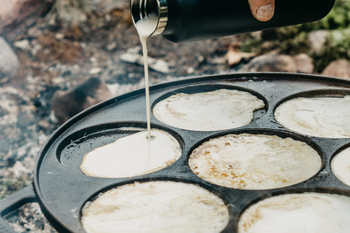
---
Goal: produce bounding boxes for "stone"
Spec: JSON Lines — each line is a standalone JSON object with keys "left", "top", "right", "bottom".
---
{"left": 0, "top": 0, "right": 51, "bottom": 42}
{"left": 308, "top": 30, "right": 329, "bottom": 53}
{"left": 38, "top": 119, "right": 51, "bottom": 129}
{"left": 120, "top": 51, "right": 170, "bottom": 73}
{"left": 321, "top": 60, "right": 350, "bottom": 79}
{"left": 14, "top": 39, "right": 30, "bottom": 50}
{"left": 0, "top": 0, "right": 42, "bottom": 27}
{"left": 120, "top": 53, "right": 139, "bottom": 63}
{"left": 241, "top": 54, "right": 297, "bottom": 73}
{"left": 0, "top": 106, "right": 9, "bottom": 117}
{"left": 293, "top": 53, "right": 314, "bottom": 74}
{"left": 187, "top": 67, "right": 195, "bottom": 74}
{"left": 225, "top": 43, "right": 256, "bottom": 66}
{"left": 6, "top": 203, "right": 57, "bottom": 233}
{"left": 17, "top": 110, "right": 36, "bottom": 129}
{"left": 85, "top": 0, "right": 128, "bottom": 14}
{"left": 105, "top": 42, "right": 117, "bottom": 51}
{"left": 89, "top": 67, "right": 102, "bottom": 74}
{"left": 51, "top": 77, "right": 113, "bottom": 123}
{"left": 0, "top": 37, "right": 20, "bottom": 78}
{"left": 55, "top": 34, "right": 65, "bottom": 40}
{"left": 6, "top": 161, "right": 31, "bottom": 178}
{"left": 150, "top": 59, "right": 170, "bottom": 73}
{"left": 54, "top": 0, "right": 87, "bottom": 26}
{"left": 15, "top": 143, "right": 32, "bottom": 160}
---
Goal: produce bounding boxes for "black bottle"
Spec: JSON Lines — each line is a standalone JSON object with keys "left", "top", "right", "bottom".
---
{"left": 131, "top": 0, "right": 335, "bottom": 43}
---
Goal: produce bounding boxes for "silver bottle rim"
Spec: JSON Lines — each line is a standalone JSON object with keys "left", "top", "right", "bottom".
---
{"left": 131, "top": 0, "right": 168, "bottom": 36}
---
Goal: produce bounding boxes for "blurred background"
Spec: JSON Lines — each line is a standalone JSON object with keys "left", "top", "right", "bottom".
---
{"left": 0, "top": 0, "right": 349, "bottom": 232}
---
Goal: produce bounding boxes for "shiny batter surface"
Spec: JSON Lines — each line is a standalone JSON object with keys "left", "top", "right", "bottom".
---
{"left": 80, "top": 129, "right": 181, "bottom": 178}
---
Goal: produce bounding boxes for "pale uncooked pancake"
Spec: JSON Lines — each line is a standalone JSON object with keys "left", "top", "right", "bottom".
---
{"left": 153, "top": 89, "right": 265, "bottom": 131}
{"left": 80, "top": 129, "right": 181, "bottom": 178}
{"left": 275, "top": 96, "right": 350, "bottom": 138}
{"left": 81, "top": 181, "right": 229, "bottom": 233}
{"left": 332, "top": 147, "right": 350, "bottom": 186}
{"left": 238, "top": 193, "right": 350, "bottom": 233}
{"left": 189, "top": 134, "right": 321, "bottom": 190}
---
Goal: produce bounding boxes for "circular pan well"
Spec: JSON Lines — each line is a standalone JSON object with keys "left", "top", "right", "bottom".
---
{"left": 237, "top": 192, "right": 350, "bottom": 233}
{"left": 188, "top": 130, "right": 323, "bottom": 190}
{"left": 57, "top": 123, "right": 184, "bottom": 178}
{"left": 274, "top": 90, "right": 350, "bottom": 138}
{"left": 152, "top": 85, "right": 267, "bottom": 131}
{"left": 81, "top": 180, "right": 230, "bottom": 233}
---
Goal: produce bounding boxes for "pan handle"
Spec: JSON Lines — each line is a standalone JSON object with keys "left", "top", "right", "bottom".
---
{"left": 0, "top": 183, "right": 37, "bottom": 233}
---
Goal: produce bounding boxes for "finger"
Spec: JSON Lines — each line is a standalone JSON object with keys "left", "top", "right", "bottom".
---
{"left": 248, "top": 0, "right": 275, "bottom": 21}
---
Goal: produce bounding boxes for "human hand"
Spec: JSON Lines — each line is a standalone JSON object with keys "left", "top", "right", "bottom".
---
{"left": 248, "top": 0, "right": 275, "bottom": 21}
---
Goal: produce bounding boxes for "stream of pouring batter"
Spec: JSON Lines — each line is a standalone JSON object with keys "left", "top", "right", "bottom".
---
{"left": 135, "top": 13, "right": 158, "bottom": 140}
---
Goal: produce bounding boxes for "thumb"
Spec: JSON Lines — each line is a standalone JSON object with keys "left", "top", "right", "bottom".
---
{"left": 248, "top": 0, "right": 275, "bottom": 22}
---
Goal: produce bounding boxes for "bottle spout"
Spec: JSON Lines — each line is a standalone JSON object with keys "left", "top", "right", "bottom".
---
{"left": 131, "top": 0, "right": 168, "bottom": 36}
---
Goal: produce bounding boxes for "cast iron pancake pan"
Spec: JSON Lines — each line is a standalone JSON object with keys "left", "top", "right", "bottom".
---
{"left": 1, "top": 72, "right": 350, "bottom": 233}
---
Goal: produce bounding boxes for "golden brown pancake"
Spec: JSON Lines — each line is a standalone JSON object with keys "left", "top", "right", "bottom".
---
{"left": 189, "top": 134, "right": 321, "bottom": 190}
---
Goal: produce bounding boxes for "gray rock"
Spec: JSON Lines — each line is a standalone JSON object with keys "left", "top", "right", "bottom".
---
{"left": 89, "top": 67, "right": 102, "bottom": 74}
{"left": 321, "top": 60, "right": 350, "bottom": 79}
{"left": 0, "top": 106, "right": 9, "bottom": 117}
{"left": 308, "top": 30, "right": 329, "bottom": 53}
{"left": 293, "top": 53, "right": 314, "bottom": 74}
{"left": 14, "top": 39, "right": 30, "bottom": 51}
{"left": 0, "top": 37, "right": 20, "bottom": 78}
{"left": 0, "top": 135, "right": 11, "bottom": 156}
{"left": 0, "top": 0, "right": 39, "bottom": 30}
{"left": 54, "top": 0, "right": 87, "bottom": 26}
{"left": 17, "top": 110, "right": 36, "bottom": 129}
{"left": 85, "top": 0, "right": 128, "bottom": 14}
{"left": 51, "top": 77, "right": 113, "bottom": 123}
{"left": 121, "top": 50, "right": 170, "bottom": 74}
{"left": 38, "top": 120, "right": 51, "bottom": 129}
{"left": 6, "top": 161, "right": 31, "bottom": 178}
{"left": 0, "top": 0, "right": 51, "bottom": 42}
{"left": 241, "top": 54, "right": 297, "bottom": 73}
{"left": 105, "top": 42, "right": 117, "bottom": 51}
{"left": 6, "top": 203, "right": 58, "bottom": 233}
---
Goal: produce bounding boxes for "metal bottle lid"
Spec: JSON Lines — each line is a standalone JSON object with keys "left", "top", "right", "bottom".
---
{"left": 131, "top": 0, "right": 168, "bottom": 36}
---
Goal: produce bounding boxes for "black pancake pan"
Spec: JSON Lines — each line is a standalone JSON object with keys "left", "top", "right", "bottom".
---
{"left": 1, "top": 72, "right": 350, "bottom": 233}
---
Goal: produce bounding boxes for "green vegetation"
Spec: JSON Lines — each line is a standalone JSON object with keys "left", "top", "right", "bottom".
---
{"left": 314, "top": 29, "right": 350, "bottom": 72}
{"left": 241, "top": 0, "right": 350, "bottom": 72}
{"left": 299, "top": 0, "right": 350, "bottom": 31}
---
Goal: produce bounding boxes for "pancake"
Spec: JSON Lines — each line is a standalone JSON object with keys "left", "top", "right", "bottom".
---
{"left": 81, "top": 181, "right": 229, "bottom": 233}
{"left": 188, "top": 134, "right": 321, "bottom": 190}
{"left": 238, "top": 193, "right": 350, "bottom": 233}
{"left": 153, "top": 89, "right": 265, "bottom": 131}
{"left": 80, "top": 129, "right": 181, "bottom": 178}
{"left": 275, "top": 96, "right": 350, "bottom": 138}
{"left": 332, "top": 147, "right": 350, "bottom": 186}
